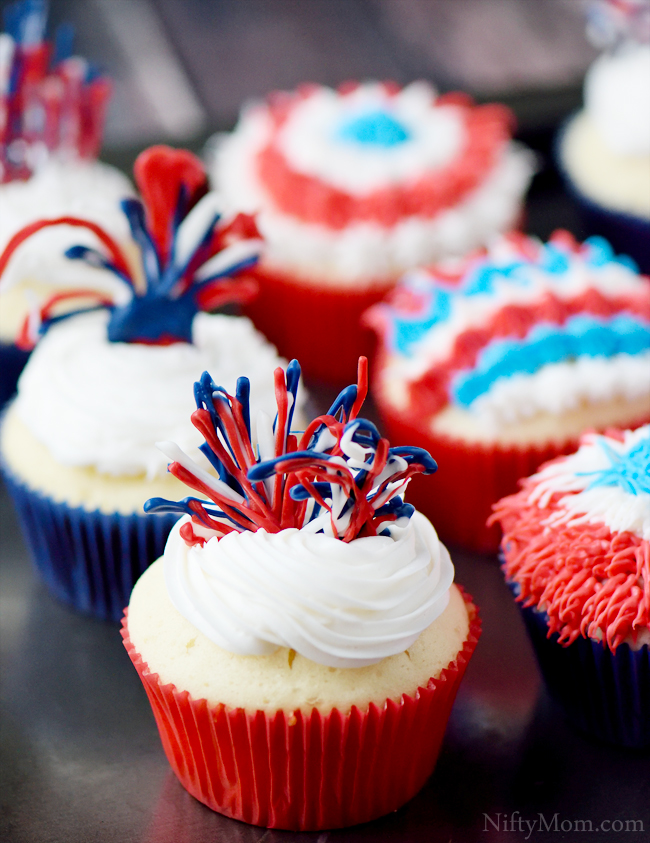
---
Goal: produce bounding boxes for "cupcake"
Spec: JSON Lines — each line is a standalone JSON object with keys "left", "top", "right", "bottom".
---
{"left": 209, "top": 80, "right": 534, "bottom": 382}
{"left": 0, "top": 145, "right": 307, "bottom": 622}
{"left": 491, "top": 426, "right": 650, "bottom": 747}
{"left": 0, "top": 0, "right": 134, "bottom": 404}
{"left": 366, "top": 230, "right": 650, "bottom": 553}
{"left": 558, "top": 0, "right": 650, "bottom": 272}
{"left": 123, "top": 358, "right": 480, "bottom": 830}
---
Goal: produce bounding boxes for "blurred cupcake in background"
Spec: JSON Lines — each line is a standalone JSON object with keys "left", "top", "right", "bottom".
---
{"left": 558, "top": 0, "right": 650, "bottom": 272}
{"left": 124, "top": 358, "right": 480, "bottom": 830}
{"left": 0, "top": 145, "right": 307, "bottom": 622}
{"left": 0, "top": 0, "right": 134, "bottom": 404}
{"left": 209, "top": 80, "right": 535, "bottom": 383}
{"left": 366, "top": 230, "right": 650, "bottom": 553}
{"left": 492, "top": 426, "right": 650, "bottom": 747}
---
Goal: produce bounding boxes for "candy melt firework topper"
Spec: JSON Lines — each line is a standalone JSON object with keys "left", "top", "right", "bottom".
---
{"left": 1, "top": 0, "right": 112, "bottom": 182}
{"left": 0, "top": 145, "right": 263, "bottom": 346}
{"left": 586, "top": 0, "right": 650, "bottom": 48}
{"left": 145, "top": 357, "right": 437, "bottom": 545}
{"left": 493, "top": 426, "right": 650, "bottom": 651}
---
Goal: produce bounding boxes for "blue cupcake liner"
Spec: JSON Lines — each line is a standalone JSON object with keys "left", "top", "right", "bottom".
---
{"left": 507, "top": 579, "right": 650, "bottom": 748}
{"left": 0, "top": 342, "right": 30, "bottom": 409}
{"left": 556, "top": 119, "right": 650, "bottom": 274}
{"left": 1, "top": 448, "right": 180, "bottom": 622}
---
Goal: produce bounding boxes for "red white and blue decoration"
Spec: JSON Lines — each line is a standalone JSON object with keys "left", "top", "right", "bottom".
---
{"left": 494, "top": 426, "right": 650, "bottom": 650}
{"left": 145, "top": 357, "right": 437, "bottom": 545}
{"left": 0, "top": 145, "right": 263, "bottom": 346}
{"left": 1, "top": 0, "right": 112, "bottom": 182}
{"left": 367, "top": 231, "right": 650, "bottom": 419}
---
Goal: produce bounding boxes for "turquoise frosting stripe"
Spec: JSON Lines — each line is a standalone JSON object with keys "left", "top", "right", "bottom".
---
{"left": 389, "top": 237, "right": 639, "bottom": 358}
{"left": 451, "top": 314, "right": 650, "bottom": 407}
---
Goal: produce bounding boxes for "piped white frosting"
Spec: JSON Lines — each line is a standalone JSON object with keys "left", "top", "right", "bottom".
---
{"left": 467, "top": 352, "right": 650, "bottom": 430}
{"left": 13, "top": 310, "right": 305, "bottom": 479}
{"left": 163, "top": 510, "right": 454, "bottom": 668}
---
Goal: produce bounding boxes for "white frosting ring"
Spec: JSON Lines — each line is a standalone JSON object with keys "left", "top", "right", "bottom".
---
{"left": 164, "top": 511, "right": 454, "bottom": 668}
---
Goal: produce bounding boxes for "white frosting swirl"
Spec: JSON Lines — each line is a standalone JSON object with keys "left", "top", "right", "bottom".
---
{"left": 14, "top": 310, "right": 305, "bottom": 479}
{"left": 584, "top": 44, "right": 650, "bottom": 156}
{"left": 163, "top": 511, "right": 453, "bottom": 668}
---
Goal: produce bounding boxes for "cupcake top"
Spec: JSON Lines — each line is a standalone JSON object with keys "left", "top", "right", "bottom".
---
{"left": 211, "top": 81, "right": 534, "bottom": 284}
{"left": 1, "top": 146, "right": 306, "bottom": 489}
{"left": 367, "top": 231, "right": 650, "bottom": 434}
{"left": 492, "top": 425, "right": 650, "bottom": 650}
{"left": 144, "top": 358, "right": 455, "bottom": 668}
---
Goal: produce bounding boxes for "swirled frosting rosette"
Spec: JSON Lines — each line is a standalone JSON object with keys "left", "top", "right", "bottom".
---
{"left": 209, "top": 80, "right": 534, "bottom": 382}
{"left": 123, "top": 358, "right": 480, "bottom": 829}
{"left": 491, "top": 425, "right": 650, "bottom": 746}
{"left": 366, "top": 230, "right": 650, "bottom": 552}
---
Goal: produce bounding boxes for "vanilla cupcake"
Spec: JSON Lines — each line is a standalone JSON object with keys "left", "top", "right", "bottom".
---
{"left": 123, "top": 358, "right": 480, "bottom": 830}
{"left": 558, "top": 0, "right": 650, "bottom": 271}
{"left": 0, "top": 0, "right": 134, "bottom": 403}
{"left": 209, "top": 80, "right": 534, "bottom": 382}
{"left": 366, "top": 230, "right": 650, "bottom": 552}
{"left": 0, "top": 146, "right": 306, "bottom": 621}
{"left": 492, "top": 426, "right": 650, "bottom": 746}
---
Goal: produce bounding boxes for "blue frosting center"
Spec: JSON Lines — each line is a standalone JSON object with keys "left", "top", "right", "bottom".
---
{"left": 451, "top": 314, "right": 650, "bottom": 408}
{"left": 336, "top": 109, "right": 411, "bottom": 148}
{"left": 580, "top": 436, "right": 650, "bottom": 496}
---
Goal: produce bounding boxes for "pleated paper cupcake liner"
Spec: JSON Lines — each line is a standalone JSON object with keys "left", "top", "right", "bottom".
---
{"left": 0, "top": 342, "right": 30, "bottom": 408}
{"left": 508, "top": 580, "right": 650, "bottom": 748}
{"left": 240, "top": 266, "right": 392, "bottom": 385}
{"left": 122, "top": 590, "right": 481, "bottom": 831}
{"left": 1, "top": 454, "right": 179, "bottom": 622}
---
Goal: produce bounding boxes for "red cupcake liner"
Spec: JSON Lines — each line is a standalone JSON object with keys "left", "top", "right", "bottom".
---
{"left": 121, "top": 589, "right": 480, "bottom": 831}
{"left": 241, "top": 265, "right": 393, "bottom": 385}
{"left": 376, "top": 393, "right": 650, "bottom": 554}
